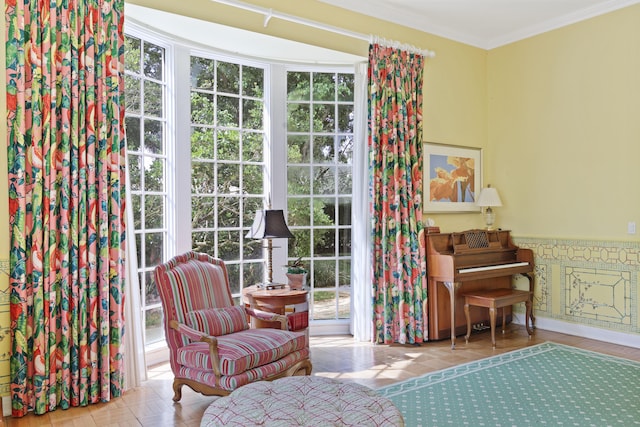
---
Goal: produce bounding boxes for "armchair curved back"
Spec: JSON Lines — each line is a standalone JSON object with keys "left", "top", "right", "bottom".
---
{"left": 155, "top": 251, "right": 234, "bottom": 373}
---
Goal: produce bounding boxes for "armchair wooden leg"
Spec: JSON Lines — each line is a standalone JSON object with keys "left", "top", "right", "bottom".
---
{"left": 172, "top": 379, "right": 183, "bottom": 402}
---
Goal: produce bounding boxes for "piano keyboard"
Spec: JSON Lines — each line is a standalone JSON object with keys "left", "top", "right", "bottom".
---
{"left": 459, "top": 261, "right": 529, "bottom": 274}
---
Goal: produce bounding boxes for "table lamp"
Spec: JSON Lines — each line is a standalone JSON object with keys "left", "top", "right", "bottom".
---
{"left": 245, "top": 209, "right": 294, "bottom": 285}
{"left": 476, "top": 185, "right": 502, "bottom": 230}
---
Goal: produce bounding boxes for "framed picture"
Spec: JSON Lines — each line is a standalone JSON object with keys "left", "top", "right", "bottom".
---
{"left": 423, "top": 142, "right": 482, "bottom": 212}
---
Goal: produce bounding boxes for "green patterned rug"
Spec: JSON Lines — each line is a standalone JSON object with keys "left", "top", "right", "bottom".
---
{"left": 377, "top": 342, "right": 640, "bottom": 426}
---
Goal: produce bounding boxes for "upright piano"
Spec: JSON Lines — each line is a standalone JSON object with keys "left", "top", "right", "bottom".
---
{"left": 425, "top": 229, "right": 534, "bottom": 348}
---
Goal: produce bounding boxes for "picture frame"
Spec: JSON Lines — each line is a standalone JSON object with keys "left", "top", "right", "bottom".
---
{"left": 423, "top": 142, "right": 482, "bottom": 212}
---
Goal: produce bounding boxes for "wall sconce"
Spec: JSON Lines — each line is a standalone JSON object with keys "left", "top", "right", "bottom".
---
{"left": 245, "top": 209, "right": 294, "bottom": 285}
{"left": 476, "top": 185, "right": 502, "bottom": 230}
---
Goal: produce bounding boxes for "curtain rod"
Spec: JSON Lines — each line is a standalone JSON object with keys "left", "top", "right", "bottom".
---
{"left": 210, "top": 0, "right": 436, "bottom": 58}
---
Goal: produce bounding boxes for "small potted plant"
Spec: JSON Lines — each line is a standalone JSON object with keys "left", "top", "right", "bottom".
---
{"left": 285, "top": 257, "right": 307, "bottom": 290}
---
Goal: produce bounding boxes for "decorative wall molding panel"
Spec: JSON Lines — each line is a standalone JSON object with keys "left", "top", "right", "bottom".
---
{"left": 514, "top": 237, "right": 639, "bottom": 334}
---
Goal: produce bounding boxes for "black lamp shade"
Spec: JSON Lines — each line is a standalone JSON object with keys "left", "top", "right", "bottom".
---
{"left": 245, "top": 209, "right": 294, "bottom": 240}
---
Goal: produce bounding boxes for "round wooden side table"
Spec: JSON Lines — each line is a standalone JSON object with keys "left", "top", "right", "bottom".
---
{"left": 242, "top": 285, "right": 309, "bottom": 331}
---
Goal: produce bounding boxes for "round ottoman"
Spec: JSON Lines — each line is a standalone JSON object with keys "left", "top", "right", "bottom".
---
{"left": 200, "top": 376, "right": 404, "bottom": 427}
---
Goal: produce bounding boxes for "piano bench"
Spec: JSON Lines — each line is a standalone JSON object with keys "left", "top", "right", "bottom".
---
{"left": 462, "top": 288, "right": 534, "bottom": 349}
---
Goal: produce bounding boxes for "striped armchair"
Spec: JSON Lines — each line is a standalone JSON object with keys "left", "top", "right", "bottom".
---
{"left": 155, "top": 251, "right": 312, "bottom": 401}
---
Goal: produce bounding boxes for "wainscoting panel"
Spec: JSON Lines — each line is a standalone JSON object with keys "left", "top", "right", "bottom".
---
{"left": 514, "top": 237, "right": 639, "bottom": 335}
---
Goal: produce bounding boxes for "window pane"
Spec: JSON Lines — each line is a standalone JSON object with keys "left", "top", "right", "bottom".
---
{"left": 144, "top": 233, "right": 164, "bottom": 267}
{"left": 238, "top": 165, "right": 260, "bottom": 196}
{"left": 337, "top": 166, "right": 352, "bottom": 194}
{"left": 144, "top": 306, "right": 164, "bottom": 345}
{"left": 131, "top": 194, "right": 141, "bottom": 229}
{"left": 312, "top": 290, "right": 336, "bottom": 320}
{"left": 338, "top": 105, "right": 353, "bottom": 133}
{"left": 338, "top": 135, "right": 353, "bottom": 164}
{"left": 125, "top": 117, "right": 141, "bottom": 151}
{"left": 338, "top": 291, "right": 350, "bottom": 319}
{"left": 217, "top": 164, "right": 240, "bottom": 193}
{"left": 315, "top": 197, "right": 335, "bottom": 224}
{"left": 288, "top": 135, "right": 311, "bottom": 164}
{"left": 243, "top": 99, "right": 263, "bottom": 130}
{"left": 313, "top": 166, "right": 335, "bottom": 195}
{"left": 192, "top": 196, "right": 216, "bottom": 228}
{"left": 218, "top": 197, "right": 240, "bottom": 228}
{"left": 192, "top": 231, "right": 216, "bottom": 255}
{"left": 287, "top": 72, "right": 310, "bottom": 101}
{"left": 191, "top": 127, "right": 215, "bottom": 159}
{"left": 313, "top": 136, "right": 334, "bottom": 164}
{"left": 217, "top": 62, "right": 239, "bottom": 93}
{"left": 218, "top": 230, "right": 241, "bottom": 260}
{"left": 145, "top": 271, "right": 160, "bottom": 305}
{"left": 191, "top": 92, "right": 215, "bottom": 125}
{"left": 287, "top": 104, "right": 310, "bottom": 132}
{"left": 289, "top": 229, "right": 311, "bottom": 258}
{"left": 144, "top": 195, "right": 164, "bottom": 229}
{"left": 287, "top": 166, "right": 311, "bottom": 195}
{"left": 242, "top": 132, "right": 263, "bottom": 162}
{"left": 313, "top": 104, "right": 335, "bottom": 133}
{"left": 288, "top": 198, "right": 311, "bottom": 227}
{"left": 191, "top": 57, "right": 215, "bottom": 89}
{"left": 338, "top": 197, "right": 351, "bottom": 226}
{"left": 314, "top": 229, "right": 335, "bottom": 256}
{"left": 144, "top": 158, "right": 164, "bottom": 192}
{"left": 124, "top": 75, "right": 141, "bottom": 114}
{"left": 243, "top": 66, "right": 264, "bottom": 98}
{"left": 144, "top": 81, "right": 163, "bottom": 117}
{"left": 313, "top": 73, "right": 335, "bottom": 101}
{"left": 337, "top": 73, "right": 354, "bottom": 102}
{"left": 143, "top": 43, "right": 164, "bottom": 80}
{"left": 218, "top": 95, "right": 240, "bottom": 127}
{"left": 144, "top": 118, "right": 163, "bottom": 155}
{"left": 128, "top": 154, "right": 142, "bottom": 191}
{"left": 338, "top": 229, "right": 351, "bottom": 256}
{"left": 124, "top": 36, "right": 141, "bottom": 72}
{"left": 218, "top": 130, "right": 240, "bottom": 160}
{"left": 314, "top": 259, "right": 336, "bottom": 288}
{"left": 192, "top": 162, "right": 215, "bottom": 194}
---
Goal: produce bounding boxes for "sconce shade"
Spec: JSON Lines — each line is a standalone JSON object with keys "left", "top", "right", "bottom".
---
{"left": 245, "top": 210, "right": 294, "bottom": 240}
{"left": 476, "top": 187, "right": 503, "bottom": 207}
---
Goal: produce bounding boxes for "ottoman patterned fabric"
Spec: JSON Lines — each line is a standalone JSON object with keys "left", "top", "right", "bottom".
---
{"left": 200, "top": 376, "right": 404, "bottom": 427}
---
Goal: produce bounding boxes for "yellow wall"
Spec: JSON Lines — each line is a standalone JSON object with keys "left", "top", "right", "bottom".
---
{"left": 487, "top": 5, "right": 640, "bottom": 240}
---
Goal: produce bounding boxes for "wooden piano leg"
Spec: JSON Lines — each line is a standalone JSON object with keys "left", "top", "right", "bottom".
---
{"left": 443, "top": 281, "right": 462, "bottom": 349}
{"left": 525, "top": 297, "right": 534, "bottom": 337}
{"left": 464, "top": 301, "right": 471, "bottom": 343}
{"left": 489, "top": 306, "right": 497, "bottom": 349}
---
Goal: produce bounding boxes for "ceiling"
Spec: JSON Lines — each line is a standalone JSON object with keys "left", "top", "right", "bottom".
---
{"left": 318, "top": 0, "right": 640, "bottom": 49}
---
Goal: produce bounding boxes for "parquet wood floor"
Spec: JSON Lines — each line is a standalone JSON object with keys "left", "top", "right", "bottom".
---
{"left": 4, "top": 327, "right": 639, "bottom": 426}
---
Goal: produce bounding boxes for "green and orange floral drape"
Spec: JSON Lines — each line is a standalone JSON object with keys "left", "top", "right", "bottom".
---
{"left": 6, "top": 0, "right": 126, "bottom": 417}
{"left": 368, "top": 43, "right": 427, "bottom": 344}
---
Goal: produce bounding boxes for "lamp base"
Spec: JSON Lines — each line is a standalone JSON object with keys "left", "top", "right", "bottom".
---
{"left": 483, "top": 207, "right": 497, "bottom": 230}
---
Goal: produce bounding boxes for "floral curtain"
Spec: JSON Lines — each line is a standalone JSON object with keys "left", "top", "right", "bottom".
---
{"left": 6, "top": 0, "right": 126, "bottom": 417}
{"left": 368, "top": 43, "right": 427, "bottom": 344}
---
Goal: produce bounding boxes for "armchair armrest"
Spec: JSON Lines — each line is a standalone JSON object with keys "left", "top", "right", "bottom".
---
{"left": 169, "top": 319, "right": 222, "bottom": 376}
{"left": 244, "top": 307, "right": 288, "bottom": 330}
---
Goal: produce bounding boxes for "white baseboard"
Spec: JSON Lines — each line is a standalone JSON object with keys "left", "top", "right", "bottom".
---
{"left": 310, "top": 320, "right": 350, "bottom": 336}
{"left": 513, "top": 315, "right": 640, "bottom": 349}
